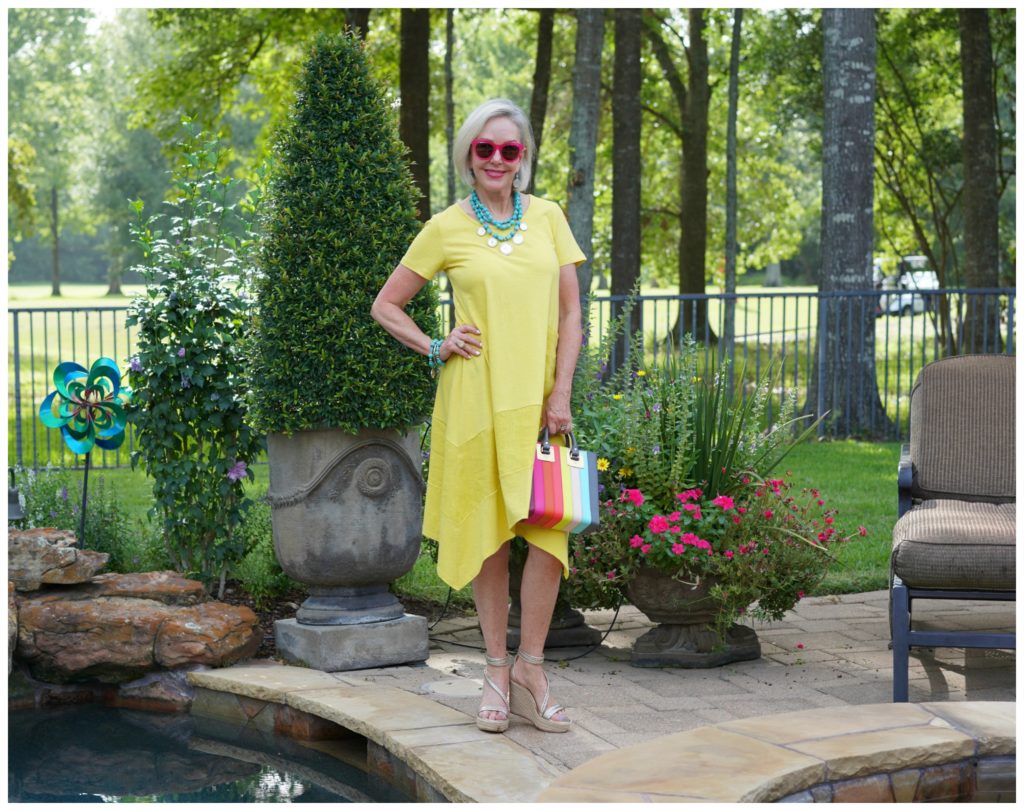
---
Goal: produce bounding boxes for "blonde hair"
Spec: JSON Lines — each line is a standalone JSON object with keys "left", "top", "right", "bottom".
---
{"left": 453, "top": 98, "right": 535, "bottom": 191}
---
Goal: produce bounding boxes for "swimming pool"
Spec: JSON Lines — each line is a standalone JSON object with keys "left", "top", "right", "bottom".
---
{"left": 8, "top": 704, "right": 415, "bottom": 803}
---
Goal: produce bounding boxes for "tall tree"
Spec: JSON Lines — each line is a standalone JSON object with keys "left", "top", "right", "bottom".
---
{"left": 345, "top": 8, "right": 370, "bottom": 40}
{"left": 611, "top": 8, "right": 643, "bottom": 367}
{"left": 646, "top": 10, "right": 713, "bottom": 342}
{"left": 444, "top": 8, "right": 456, "bottom": 208}
{"left": 527, "top": 9, "right": 555, "bottom": 194}
{"left": 400, "top": 8, "right": 431, "bottom": 221}
{"left": 808, "top": 9, "right": 892, "bottom": 437}
{"left": 566, "top": 9, "right": 605, "bottom": 317}
{"left": 8, "top": 8, "right": 95, "bottom": 296}
{"left": 721, "top": 9, "right": 743, "bottom": 369}
{"left": 959, "top": 9, "right": 1001, "bottom": 352}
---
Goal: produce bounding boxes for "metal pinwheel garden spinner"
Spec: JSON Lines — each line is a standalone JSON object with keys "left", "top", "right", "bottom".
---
{"left": 38, "top": 357, "right": 131, "bottom": 546}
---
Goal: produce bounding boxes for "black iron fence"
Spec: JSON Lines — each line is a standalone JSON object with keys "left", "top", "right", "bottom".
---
{"left": 8, "top": 288, "right": 1014, "bottom": 468}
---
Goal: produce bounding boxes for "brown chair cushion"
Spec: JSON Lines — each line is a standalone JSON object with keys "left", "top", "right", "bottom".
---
{"left": 892, "top": 499, "right": 1016, "bottom": 590}
{"left": 909, "top": 354, "right": 1015, "bottom": 503}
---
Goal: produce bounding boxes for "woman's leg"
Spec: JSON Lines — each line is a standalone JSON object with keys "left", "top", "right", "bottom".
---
{"left": 514, "top": 543, "right": 568, "bottom": 722}
{"left": 472, "top": 540, "right": 511, "bottom": 723}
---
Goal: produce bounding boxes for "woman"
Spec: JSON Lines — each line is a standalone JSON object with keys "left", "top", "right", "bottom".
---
{"left": 372, "top": 98, "right": 583, "bottom": 734}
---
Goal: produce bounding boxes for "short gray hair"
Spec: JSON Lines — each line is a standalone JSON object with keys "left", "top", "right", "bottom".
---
{"left": 453, "top": 98, "right": 535, "bottom": 192}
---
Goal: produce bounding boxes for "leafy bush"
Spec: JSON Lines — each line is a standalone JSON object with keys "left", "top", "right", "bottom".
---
{"left": 12, "top": 465, "right": 169, "bottom": 573}
{"left": 126, "top": 119, "right": 265, "bottom": 596}
{"left": 230, "top": 496, "right": 302, "bottom": 609}
{"left": 249, "top": 31, "right": 438, "bottom": 435}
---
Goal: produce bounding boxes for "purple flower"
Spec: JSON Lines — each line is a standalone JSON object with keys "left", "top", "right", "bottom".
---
{"left": 129, "top": 356, "right": 143, "bottom": 373}
{"left": 652, "top": 444, "right": 661, "bottom": 455}
{"left": 177, "top": 347, "right": 186, "bottom": 357}
{"left": 226, "top": 460, "right": 248, "bottom": 482}
{"left": 60, "top": 485, "right": 68, "bottom": 503}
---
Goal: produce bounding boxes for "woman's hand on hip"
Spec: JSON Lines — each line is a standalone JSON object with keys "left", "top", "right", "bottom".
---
{"left": 440, "top": 324, "right": 483, "bottom": 361}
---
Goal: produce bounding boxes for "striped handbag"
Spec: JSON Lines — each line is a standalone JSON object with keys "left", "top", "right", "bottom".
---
{"left": 523, "top": 429, "right": 600, "bottom": 534}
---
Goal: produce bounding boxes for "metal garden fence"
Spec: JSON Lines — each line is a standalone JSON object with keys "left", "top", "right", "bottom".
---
{"left": 8, "top": 287, "right": 1014, "bottom": 469}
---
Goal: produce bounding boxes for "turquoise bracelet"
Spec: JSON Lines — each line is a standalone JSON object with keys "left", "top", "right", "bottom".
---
{"left": 427, "top": 338, "right": 445, "bottom": 377}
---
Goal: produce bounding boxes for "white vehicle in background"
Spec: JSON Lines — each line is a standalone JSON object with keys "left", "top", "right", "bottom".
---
{"left": 876, "top": 256, "right": 939, "bottom": 316}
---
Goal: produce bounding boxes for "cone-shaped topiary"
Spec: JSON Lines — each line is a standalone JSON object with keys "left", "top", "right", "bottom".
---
{"left": 249, "top": 31, "right": 438, "bottom": 435}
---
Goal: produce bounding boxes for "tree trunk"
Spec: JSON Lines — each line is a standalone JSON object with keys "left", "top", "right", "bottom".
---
{"left": 806, "top": 9, "right": 893, "bottom": 438}
{"left": 400, "top": 8, "right": 431, "bottom": 221}
{"left": 106, "top": 253, "right": 123, "bottom": 296}
{"left": 647, "top": 10, "right": 713, "bottom": 344}
{"left": 50, "top": 185, "right": 60, "bottom": 297}
{"left": 527, "top": 9, "right": 555, "bottom": 195}
{"left": 445, "top": 8, "right": 456, "bottom": 208}
{"left": 566, "top": 9, "right": 605, "bottom": 321}
{"left": 722, "top": 9, "right": 743, "bottom": 376}
{"left": 959, "top": 9, "right": 1002, "bottom": 353}
{"left": 610, "top": 8, "right": 643, "bottom": 370}
{"left": 678, "top": 9, "right": 712, "bottom": 343}
{"left": 345, "top": 9, "right": 371, "bottom": 40}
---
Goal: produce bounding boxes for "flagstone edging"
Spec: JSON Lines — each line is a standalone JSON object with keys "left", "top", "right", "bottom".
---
{"left": 536, "top": 701, "right": 1015, "bottom": 803}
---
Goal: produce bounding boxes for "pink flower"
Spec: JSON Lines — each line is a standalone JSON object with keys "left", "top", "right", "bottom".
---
{"left": 762, "top": 548, "right": 770, "bottom": 555}
{"left": 648, "top": 515, "right": 670, "bottom": 534}
{"left": 732, "top": 516, "right": 742, "bottom": 524}
{"left": 680, "top": 532, "right": 700, "bottom": 545}
{"left": 676, "top": 488, "right": 702, "bottom": 502}
{"left": 797, "top": 590, "right": 805, "bottom": 599}
{"left": 641, "top": 544, "right": 652, "bottom": 554}
{"left": 858, "top": 525, "right": 868, "bottom": 537}
{"left": 817, "top": 499, "right": 825, "bottom": 506}
{"left": 671, "top": 543, "right": 686, "bottom": 555}
{"left": 624, "top": 488, "right": 645, "bottom": 506}
{"left": 763, "top": 510, "right": 774, "bottom": 519}
{"left": 668, "top": 511, "right": 681, "bottom": 522}
{"left": 712, "top": 495, "right": 735, "bottom": 511}
{"left": 737, "top": 506, "right": 747, "bottom": 514}
{"left": 606, "top": 570, "right": 617, "bottom": 580}
{"left": 796, "top": 643, "right": 805, "bottom": 650}
{"left": 724, "top": 550, "right": 734, "bottom": 559}
{"left": 629, "top": 534, "right": 644, "bottom": 548}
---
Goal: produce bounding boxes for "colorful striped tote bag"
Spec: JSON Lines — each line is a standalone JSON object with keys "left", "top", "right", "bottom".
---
{"left": 523, "top": 429, "right": 600, "bottom": 534}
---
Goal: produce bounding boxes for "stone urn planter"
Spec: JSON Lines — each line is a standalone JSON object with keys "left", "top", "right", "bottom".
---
{"left": 266, "top": 427, "right": 429, "bottom": 671}
{"left": 626, "top": 566, "right": 760, "bottom": 668}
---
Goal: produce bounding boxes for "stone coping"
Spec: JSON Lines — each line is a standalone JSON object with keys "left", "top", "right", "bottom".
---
{"left": 536, "top": 701, "right": 1015, "bottom": 803}
{"left": 186, "top": 661, "right": 559, "bottom": 803}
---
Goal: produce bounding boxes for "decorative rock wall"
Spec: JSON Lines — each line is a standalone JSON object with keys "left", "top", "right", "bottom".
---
{"left": 15, "top": 571, "right": 261, "bottom": 683}
{"left": 9, "top": 525, "right": 261, "bottom": 691}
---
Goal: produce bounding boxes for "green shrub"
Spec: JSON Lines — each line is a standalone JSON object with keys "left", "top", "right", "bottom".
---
{"left": 126, "top": 119, "right": 266, "bottom": 596}
{"left": 12, "top": 465, "right": 169, "bottom": 573}
{"left": 249, "top": 31, "right": 438, "bottom": 435}
{"left": 231, "top": 496, "right": 302, "bottom": 609}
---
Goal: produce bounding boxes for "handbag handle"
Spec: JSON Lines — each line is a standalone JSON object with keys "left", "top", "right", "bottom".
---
{"left": 538, "top": 427, "right": 581, "bottom": 462}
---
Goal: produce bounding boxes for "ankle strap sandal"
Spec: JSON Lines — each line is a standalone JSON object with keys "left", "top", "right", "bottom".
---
{"left": 510, "top": 649, "right": 570, "bottom": 733}
{"left": 476, "top": 653, "right": 511, "bottom": 733}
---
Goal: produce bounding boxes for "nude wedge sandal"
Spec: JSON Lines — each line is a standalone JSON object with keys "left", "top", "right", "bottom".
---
{"left": 476, "top": 653, "right": 511, "bottom": 733}
{"left": 509, "top": 649, "right": 571, "bottom": 733}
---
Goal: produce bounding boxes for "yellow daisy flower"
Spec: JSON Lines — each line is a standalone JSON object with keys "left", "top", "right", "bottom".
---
{"left": 613, "top": 393, "right": 623, "bottom": 401}
{"left": 637, "top": 369, "right": 646, "bottom": 377}
{"left": 596, "top": 457, "right": 610, "bottom": 472}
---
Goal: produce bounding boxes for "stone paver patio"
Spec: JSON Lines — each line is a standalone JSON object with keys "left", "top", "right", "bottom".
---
{"left": 189, "top": 589, "right": 1014, "bottom": 801}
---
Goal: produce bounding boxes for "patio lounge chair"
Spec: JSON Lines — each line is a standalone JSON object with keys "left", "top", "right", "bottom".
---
{"left": 890, "top": 353, "right": 1016, "bottom": 702}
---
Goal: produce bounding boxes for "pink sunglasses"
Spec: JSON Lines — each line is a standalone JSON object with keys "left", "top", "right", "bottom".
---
{"left": 471, "top": 138, "right": 525, "bottom": 163}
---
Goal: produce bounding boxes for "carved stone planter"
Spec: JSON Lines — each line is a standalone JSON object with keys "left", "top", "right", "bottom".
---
{"left": 626, "top": 566, "right": 760, "bottom": 668}
{"left": 267, "top": 427, "right": 429, "bottom": 671}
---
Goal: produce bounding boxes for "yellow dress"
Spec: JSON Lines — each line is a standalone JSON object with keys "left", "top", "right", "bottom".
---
{"left": 400, "top": 195, "right": 586, "bottom": 589}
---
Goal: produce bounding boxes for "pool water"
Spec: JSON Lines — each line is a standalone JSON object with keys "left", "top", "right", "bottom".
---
{"left": 9, "top": 704, "right": 414, "bottom": 803}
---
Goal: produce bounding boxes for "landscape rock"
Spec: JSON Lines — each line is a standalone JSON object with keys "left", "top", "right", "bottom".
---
{"left": 14, "top": 572, "right": 261, "bottom": 684}
{"left": 9, "top": 581, "right": 17, "bottom": 675}
{"left": 8, "top": 527, "right": 109, "bottom": 591}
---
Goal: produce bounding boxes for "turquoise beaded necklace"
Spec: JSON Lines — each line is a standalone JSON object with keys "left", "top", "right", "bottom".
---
{"left": 470, "top": 190, "right": 527, "bottom": 255}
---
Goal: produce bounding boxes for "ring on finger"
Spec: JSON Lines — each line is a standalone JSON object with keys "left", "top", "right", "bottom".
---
{"left": 456, "top": 339, "right": 465, "bottom": 349}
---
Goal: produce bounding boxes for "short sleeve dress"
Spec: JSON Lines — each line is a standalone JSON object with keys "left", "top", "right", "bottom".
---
{"left": 400, "top": 195, "right": 586, "bottom": 589}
